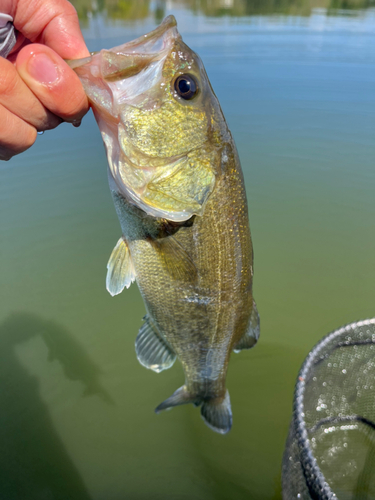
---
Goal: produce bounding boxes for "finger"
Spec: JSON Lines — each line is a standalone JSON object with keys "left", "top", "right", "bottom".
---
{"left": 0, "top": 103, "right": 37, "bottom": 160}
{"left": 16, "top": 44, "right": 89, "bottom": 123}
{"left": 9, "top": 0, "right": 90, "bottom": 59}
{"left": 0, "top": 56, "right": 61, "bottom": 130}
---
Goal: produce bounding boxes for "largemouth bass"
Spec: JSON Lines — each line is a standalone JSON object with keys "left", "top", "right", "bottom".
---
{"left": 70, "top": 16, "right": 259, "bottom": 434}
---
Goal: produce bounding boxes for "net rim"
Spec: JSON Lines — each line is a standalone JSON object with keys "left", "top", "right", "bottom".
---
{"left": 293, "top": 318, "right": 375, "bottom": 500}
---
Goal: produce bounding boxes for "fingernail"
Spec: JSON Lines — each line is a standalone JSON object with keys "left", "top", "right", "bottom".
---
{"left": 72, "top": 119, "right": 82, "bottom": 128}
{"left": 28, "top": 53, "right": 60, "bottom": 85}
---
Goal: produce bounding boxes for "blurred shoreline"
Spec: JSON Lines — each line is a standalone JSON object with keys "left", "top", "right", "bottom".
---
{"left": 70, "top": 0, "right": 375, "bottom": 25}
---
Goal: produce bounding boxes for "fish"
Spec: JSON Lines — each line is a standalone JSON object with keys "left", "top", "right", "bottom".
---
{"left": 69, "top": 15, "right": 260, "bottom": 434}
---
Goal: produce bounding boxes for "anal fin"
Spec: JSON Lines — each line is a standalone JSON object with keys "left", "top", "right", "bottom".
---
{"left": 233, "top": 299, "right": 260, "bottom": 352}
{"left": 136, "top": 315, "right": 176, "bottom": 373}
{"left": 106, "top": 237, "right": 135, "bottom": 296}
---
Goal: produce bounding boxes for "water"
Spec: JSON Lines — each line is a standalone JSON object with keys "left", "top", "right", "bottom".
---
{"left": 1, "top": 1, "right": 375, "bottom": 498}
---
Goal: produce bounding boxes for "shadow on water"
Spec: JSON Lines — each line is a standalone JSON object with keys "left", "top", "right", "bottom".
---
{"left": 0, "top": 312, "right": 113, "bottom": 500}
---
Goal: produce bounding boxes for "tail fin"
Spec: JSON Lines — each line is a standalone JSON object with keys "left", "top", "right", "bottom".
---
{"left": 200, "top": 390, "right": 232, "bottom": 434}
{"left": 155, "top": 386, "right": 232, "bottom": 434}
{"left": 155, "top": 386, "right": 197, "bottom": 413}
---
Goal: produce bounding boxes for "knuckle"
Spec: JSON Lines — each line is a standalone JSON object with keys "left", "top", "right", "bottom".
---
{"left": 0, "top": 109, "right": 37, "bottom": 155}
{"left": 23, "top": 127, "right": 38, "bottom": 150}
{"left": 0, "top": 61, "right": 19, "bottom": 98}
{"left": 59, "top": 0, "right": 80, "bottom": 24}
{"left": 66, "top": 1, "right": 79, "bottom": 18}
{"left": 55, "top": 84, "right": 88, "bottom": 121}
{"left": 66, "top": 94, "right": 88, "bottom": 120}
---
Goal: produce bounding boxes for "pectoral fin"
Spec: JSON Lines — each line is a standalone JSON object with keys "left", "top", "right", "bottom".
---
{"left": 152, "top": 236, "right": 197, "bottom": 281}
{"left": 106, "top": 237, "right": 135, "bottom": 296}
{"left": 233, "top": 300, "right": 260, "bottom": 352}
{"left": 135, "top": 315, "right": 176, "bottom": 373}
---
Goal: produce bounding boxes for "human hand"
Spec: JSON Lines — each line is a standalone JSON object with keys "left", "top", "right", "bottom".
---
{"left": 0, "top": 0, "right": 90, "bottom": 160}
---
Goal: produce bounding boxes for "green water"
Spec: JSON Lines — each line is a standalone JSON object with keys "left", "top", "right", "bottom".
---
{"left": 1, "top": 1, "right": 375, "bottom": 498}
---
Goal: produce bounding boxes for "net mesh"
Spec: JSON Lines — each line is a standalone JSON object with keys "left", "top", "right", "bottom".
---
{"left": 282, "top": 319, "right": 375, "bottom": 500}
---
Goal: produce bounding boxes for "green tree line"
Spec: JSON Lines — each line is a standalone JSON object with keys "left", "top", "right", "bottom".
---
{"left": 70, "top": 0, "right": 375, "bottom": 22}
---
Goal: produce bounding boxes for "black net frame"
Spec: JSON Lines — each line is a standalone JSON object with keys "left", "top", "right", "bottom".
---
{"left": 282, "top": 319, "right": 375, "bottom": 500}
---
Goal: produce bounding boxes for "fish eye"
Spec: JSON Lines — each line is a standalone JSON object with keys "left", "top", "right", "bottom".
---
{"left": 174, "top": 74, "right": 198, "bottom": 100}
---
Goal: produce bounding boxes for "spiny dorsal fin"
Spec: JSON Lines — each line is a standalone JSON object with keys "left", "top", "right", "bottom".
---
{"left": 152, "top": 236, "right": 197, "bottom": 281}
{"left": 233, "top": 299, "right": 260, "bottom": 352}
{"left": 136, "top": 315, "right": 176, "bottom": 373}
{"left": 106, "top": 237, "right": 135, "bottom": 296}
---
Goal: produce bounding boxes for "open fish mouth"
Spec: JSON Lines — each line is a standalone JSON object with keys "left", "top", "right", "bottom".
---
{"left": 69, "top": 15, "right": 217, "bottom": 221}
{"left": 68, "top": 16, "right": 179, "bottom": 72}
{"left": 68, "top": 16, "right": 180, "bottom": 113}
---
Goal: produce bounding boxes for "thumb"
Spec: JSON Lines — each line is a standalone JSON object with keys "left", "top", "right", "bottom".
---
{"left": 16, "top": 43, "right": 88, "bottom": 123}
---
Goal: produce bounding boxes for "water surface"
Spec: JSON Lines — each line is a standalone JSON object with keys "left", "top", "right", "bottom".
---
{"left": 1, "top": 1, "right": 375, "bottom": 498}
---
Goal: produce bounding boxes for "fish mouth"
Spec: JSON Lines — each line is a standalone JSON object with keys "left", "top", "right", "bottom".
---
{"left": 68, "top": 16, "right": 181, "bottom": 121}
{"left": 68, "top": 15, "right": 179, "bottom": 80}
{"left": 109, "top": 15, "right": 178, "bottom": 57}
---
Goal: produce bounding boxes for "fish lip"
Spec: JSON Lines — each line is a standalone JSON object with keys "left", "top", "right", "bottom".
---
{"left": 110, "top": 15, "right": 178, "bottom": 54}
{"left": 67, "top": 16, "right": 179, "bottom": 71}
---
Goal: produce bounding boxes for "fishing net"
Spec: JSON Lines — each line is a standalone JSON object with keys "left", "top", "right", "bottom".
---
{"left": 282, "top": 319, "right": 375, "bottom": 500}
